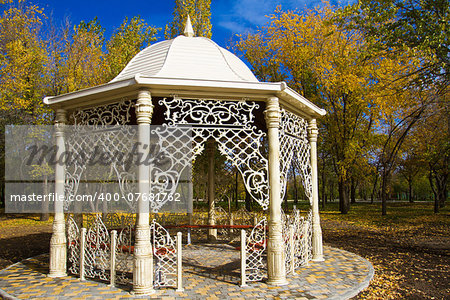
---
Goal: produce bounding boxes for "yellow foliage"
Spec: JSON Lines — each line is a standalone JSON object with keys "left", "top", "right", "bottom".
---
{"left": 0, "top": 0, "right": 49, "bottom": 121}
{"left": 236, "top": 3, "right": 423, "bottom": 183}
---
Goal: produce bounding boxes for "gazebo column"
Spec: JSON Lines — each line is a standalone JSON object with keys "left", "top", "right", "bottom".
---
{"left": 308, "top": 119, "right": 324, "bottom": 261}
{"left": 49, "top": 108, "right": 67, "bottom": 278}
{"left": 207, "top": 139, "right": 217, "bottom": 241}
{"left": 133, "top": 89, "right": 154, "bottom": 295}
{"left": 265, "top": 97, "right": 288, "bottom": 285}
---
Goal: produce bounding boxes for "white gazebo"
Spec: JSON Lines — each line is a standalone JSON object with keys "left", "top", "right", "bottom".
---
{"left": 44, "top": 19, "right": 326, "bottom": 294}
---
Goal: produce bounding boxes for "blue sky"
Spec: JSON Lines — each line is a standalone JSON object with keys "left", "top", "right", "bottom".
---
{"left": 33, "top": 0, "right": 349, "bottom": 48}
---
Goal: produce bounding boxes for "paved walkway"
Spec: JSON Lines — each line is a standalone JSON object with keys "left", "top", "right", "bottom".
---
{"left": 0, "top": 245, "right": 373, "bottom": 300}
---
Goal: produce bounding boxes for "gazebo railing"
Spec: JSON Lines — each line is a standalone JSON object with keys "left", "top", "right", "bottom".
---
{"left": 283, "top": 209, "right": 313, "bottom": 275}
{"left": 67, "top": 215, "right": 80, "bottom": 275}
{"left": 151, "top": 219, "right": 178, "bottom": 288}
{"left": 240, "top": 217, "right": 267, "bottom": 286}
{"left": 67, "top": 215, "right": 182, "bottom": 290}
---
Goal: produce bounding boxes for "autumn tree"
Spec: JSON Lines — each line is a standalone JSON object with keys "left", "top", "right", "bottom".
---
{"left": 335, "top": 0, "right": 448, "bottom": 215}
{"left": 337, "top": 0, "right": 449, "bottom": 93}
{"left": 0, "top": 0, "right": 50, "bottom": 123}
{"left": 0, "top": 0, "right": 52, "bottom": 210}
{"left": 397, "top": 144, "right": 423, "bottom": 203}
{"left": 237, "top": 5, "right": 386, "bottom": 213}
{"left": 412, "top": 95, "right": 449, "bottom": 212}
{"left": 104, "top": 16, "right": 158, "bottom": 81}
{"left": 165, "top": 0, "right": 212, "bottom": 39}
{"left": 375, "top": 90, "right": 431, "bottom": 215}
{"left": 236, "top": 4, "right": 426, "bottom": 214}
{"left": 232, "top": 33, "right": 285, "bottom": 83}
{"left": 47, "top": 15, "right": 159, "bottom": 95}
{"left": 56, "top": 18, "right": 105, "bottom": 94}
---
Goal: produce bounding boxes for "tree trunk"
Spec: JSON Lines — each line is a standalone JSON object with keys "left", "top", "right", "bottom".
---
{"left": 361, "top": 184, "right": 368, "bottom": 201}
{"left": 428, "top": 168, "right": 439, "bottom": 213}
{"left": 408, "top": 178, "right": 414, "bottom": 203}
{"left": 436, "top": 174, "right": 447, "bottom": 208}
{"left": 350, "top": 177, "right": 356, "bottom": 204}
{"left": 371, "top": 174, "right": 379, "bottom": 204}
{"left": 330, "top": 182, "right": 335, "bottom": 202}
{"left": 338, "top": 176, "right": 350, "bottom": 214}
{"left": 284, "top": 188, "right": 288, "bottom": 211}
{"left": 245, "top": 189, "right": 251, "bottom": 211}
{"left": 381, "top": 171, "right": 388, "bottom": 216}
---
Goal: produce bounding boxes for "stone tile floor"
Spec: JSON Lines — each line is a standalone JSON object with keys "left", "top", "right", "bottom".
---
{"left": 0, "top": 245, "right": 373, "bottom": 299}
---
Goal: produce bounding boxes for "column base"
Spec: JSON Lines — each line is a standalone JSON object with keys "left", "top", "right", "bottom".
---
{"left": 312, "top": 256, "right": 325, "bottom": 262}
{"left": 48, "top": 271, "right": 67, "bottom": 278}
{"left": 266, "top": 278, "right": 289, "bottom": 286}
{"left": 208, "top": 229, "right": 217, "bottom": 241}
{"left": 131, "top": 288, "right": 155, "bottom": 295}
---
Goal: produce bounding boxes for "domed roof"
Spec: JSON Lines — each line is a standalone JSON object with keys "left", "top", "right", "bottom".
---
{"left": 111, "top": 35, "right": 259, "bottom": 83}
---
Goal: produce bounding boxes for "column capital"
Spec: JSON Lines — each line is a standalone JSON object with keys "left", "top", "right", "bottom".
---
{"left": 264, "top": 96, "right": 281, "bottom": 128}
{"left": 308, "top": 119, "right": 318, "bottom": 142}
{"left": 55, "top": 108, "right": 67, "bottom": 125}
{"left": 136, "top": 89, "right": 153, "bottom": 124}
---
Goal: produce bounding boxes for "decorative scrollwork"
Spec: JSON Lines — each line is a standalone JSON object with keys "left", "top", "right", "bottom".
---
{"left": 246, "top": 217, "right": 267, "bottom": 282}
{"left": 84, "top": 215, "right": 110, "bottom": 281}
{"left": 302, "top": 210, "right": 313, "bottom": 267}
{"left": 162, "top": 98, "right": 258, "bottom": 127}
{"left": 160, "top": 97, "right": 269, "bottom": 210}
{"left": 279, "top": 108, "right": 312, "bottom": 204}
{"left": 115, "top": 223, "right": 134, "bottom": 285}
{"left": 283, "top": 209, "right": 313, "bottom": 273}
{"left": 151, "top": 220, "right": 177, "bottom": 288}
{"left": 71, "top": 100, "right": 133, "bottom": 126}
{"left": 64, "top": 100, "right": 137, "bottom": 212}
{"left": 150, "top": 125, "right": 192, "bottom": 213}
{"left": 67, "top": 215, "right": 80, "bottom": 275}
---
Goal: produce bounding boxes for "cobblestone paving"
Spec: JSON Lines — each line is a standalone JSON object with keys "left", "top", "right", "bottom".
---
{"left": 0, "top": 245, "right": 373, "bottom": 299}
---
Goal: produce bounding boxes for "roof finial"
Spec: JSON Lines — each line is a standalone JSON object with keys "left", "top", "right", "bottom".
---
{"left": 184, "top": 15, "right": 194, "bottom": 37}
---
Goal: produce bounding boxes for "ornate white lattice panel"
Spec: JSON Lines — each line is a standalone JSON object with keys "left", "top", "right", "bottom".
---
{"left": 245, "top": 217, "right": 267, "bottom": 282}
{"left": 161, "top": 98, "right": 258, "bottom": 126}
{"left": 115, "top": 223, "right": 134, "bottom": 285}
{"left": 283, "top": 209, "right": 313, "bottom": 273}
{"left": 67, "top": 215, "right": 80, "bottom": 275}
{"left": 150, "top": 125, "right": 192, "bottom": 213}
{"left": 301, "top": 210, "right": 313, "bottom": 267}
{"left": 151, "top": 220, "right": 177, "bottom": 288}
{"left": 65, "top": 100, "right": 137, "bottom": 211}
{"left": 71, "top": 100, "right": 133, "bottom": 126}
{"left": 84, "top": 214, "right": 110, "bottom": 281}
{"left": 160, "top": 97, "right": 269, "bottom": 210}
{"left": 279, "top": 108, "right": 312, "bottom": 204}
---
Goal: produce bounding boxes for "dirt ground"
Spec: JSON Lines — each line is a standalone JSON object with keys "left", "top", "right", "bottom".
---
{"left": 321, "top": 218, "right": 449, "bottom": 299}
{"left": 0, "top": 213, "right": 448, "bottom": 299}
